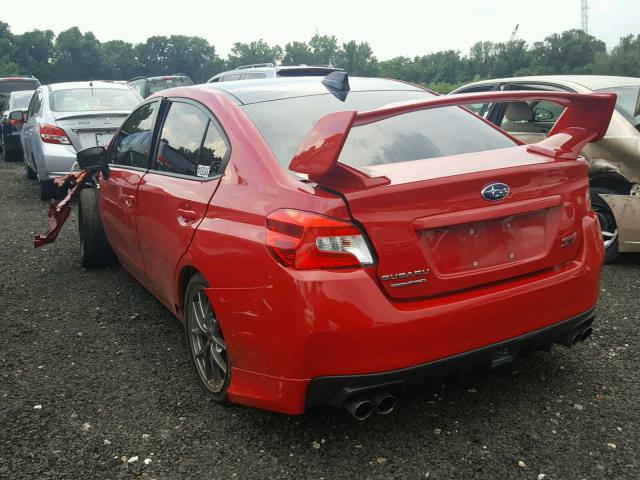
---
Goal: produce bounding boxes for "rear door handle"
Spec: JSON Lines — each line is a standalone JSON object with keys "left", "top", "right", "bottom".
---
{"left": 123, "top": 195, "right": 135, "bottom": 208}
{"left": 177, "top": 207, "right": 199, "bottom": 224}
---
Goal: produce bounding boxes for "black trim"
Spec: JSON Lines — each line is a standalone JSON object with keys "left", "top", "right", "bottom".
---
{"left": 306, "top": 308, "right": 596, "bottom": 408}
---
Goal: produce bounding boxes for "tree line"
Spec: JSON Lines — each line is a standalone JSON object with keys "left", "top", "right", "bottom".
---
{"left": 0, "top": 21, "right": 639, "bottom": 93}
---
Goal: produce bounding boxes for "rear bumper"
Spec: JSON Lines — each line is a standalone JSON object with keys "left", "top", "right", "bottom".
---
{"left": 306, "top": 308, "right": 595, "bottom": 408}
{"left": 38, "top": 143, "right": 77, "bottom": 179}
{"left": 213, "top": 213, "right": 604, "bottom": 415}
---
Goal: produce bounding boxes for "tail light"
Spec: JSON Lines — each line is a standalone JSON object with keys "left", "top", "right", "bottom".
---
{"left": 8, "top": 118, "right": 24, "bottom": 126}
{"left": 266, "top": 209, "right": 375, "bottom": 270}
{"left": 40, "top": 124, "right": 71, "bottom": 145}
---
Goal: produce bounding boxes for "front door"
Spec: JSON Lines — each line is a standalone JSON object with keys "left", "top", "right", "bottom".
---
{"left": 100, "top": 100, "right": 160, "bottom": 276}
{"left": 135, "top": 99, "right": 230, "bottom": 306}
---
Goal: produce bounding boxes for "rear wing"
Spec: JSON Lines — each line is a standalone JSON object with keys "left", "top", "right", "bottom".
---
{"left": 289, "top": 91, "right": 617, "bottom": 184}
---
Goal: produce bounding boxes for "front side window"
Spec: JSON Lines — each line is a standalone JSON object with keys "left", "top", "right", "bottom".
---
{"left": 154, "top": 101, "right": 227, "bottom": 177}
{"left": 109, "top": 100, "right": 159, "bottom": 168}
{"left": 50, "top": 88, "right": 140, "bottom": 112}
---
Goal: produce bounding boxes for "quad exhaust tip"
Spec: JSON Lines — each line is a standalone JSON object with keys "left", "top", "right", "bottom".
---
{"left": 557, "top": 324, "right": 593, "bottom": 347}
{"left": 344, "top": 391, "right": 396, "bottom": 420}
{"left": 344, "top": 394, "right": 375, "bottom": 421}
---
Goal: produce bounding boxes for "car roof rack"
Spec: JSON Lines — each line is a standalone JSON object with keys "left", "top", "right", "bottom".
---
{"left": 236, "top": 63, "right": 275, "bottom": 70}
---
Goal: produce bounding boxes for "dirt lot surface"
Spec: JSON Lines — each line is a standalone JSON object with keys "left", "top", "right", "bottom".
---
{"left": 1, "top": 157, "right": 639, "bottom": 480}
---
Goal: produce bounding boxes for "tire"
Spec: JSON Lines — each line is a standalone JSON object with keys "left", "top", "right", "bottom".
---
{"left": 184, "top": 273, "right": 231, "bottom": 404}
{"left": 25, "top": 161, "right": 37, "bottom": 179}
{"left": 39, "top": 179, "right": 55, "bottom": 201}
{"left": 591, "top": 187, "right": 620, "bottom": 263}
{"left": 78, "top": 187, "right": 118, "bottom": 267}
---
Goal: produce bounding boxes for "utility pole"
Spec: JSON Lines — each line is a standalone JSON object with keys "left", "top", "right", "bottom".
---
{"left": 581, "top": 0, "right": 590, "bottom": 34}
{"left": 509, "top": 24, "right": 519, "bottom": 42}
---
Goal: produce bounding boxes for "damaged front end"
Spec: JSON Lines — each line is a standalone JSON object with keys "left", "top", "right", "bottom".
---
{"left": 34, "top": 146, "right": 110, "bottom": 248}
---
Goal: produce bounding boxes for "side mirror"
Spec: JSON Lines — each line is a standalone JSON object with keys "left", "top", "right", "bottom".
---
{"left": 76, "top": 146, "right": 110, "bottom": 180}
{"left": 9, "top": 111, "right": 25, "bottom": 123}
{"left": 534, "top": 108, "right": 554, "bottom": 122}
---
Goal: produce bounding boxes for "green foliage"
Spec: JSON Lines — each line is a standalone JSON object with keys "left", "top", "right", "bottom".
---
{"left": 0, "top": 22, "right": 638, "bottom": 89}
{"left": 227, "top": 40, "right": 282, "bottom": 69}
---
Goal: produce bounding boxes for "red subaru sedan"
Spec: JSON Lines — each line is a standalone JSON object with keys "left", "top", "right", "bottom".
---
{"left": 37, "top": 73, "right": 614, "bottom": 419}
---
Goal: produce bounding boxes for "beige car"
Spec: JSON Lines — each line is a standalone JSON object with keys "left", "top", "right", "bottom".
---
{"left": 452, "top": 76, "right": 640, "bottom": 262}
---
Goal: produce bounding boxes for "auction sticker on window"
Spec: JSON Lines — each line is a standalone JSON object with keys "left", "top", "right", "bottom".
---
{"left": 196, "top": 164, "right": 211, "bottom": 177}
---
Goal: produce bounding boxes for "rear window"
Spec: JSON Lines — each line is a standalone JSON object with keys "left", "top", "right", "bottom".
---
{"left": 11, "top": 91, "right": 34, "bottom": 109}
{"left": 148, "top": 77, "right": 194, "bottom": 95}
{"left": 276, "top": 68, "right": 340, "bottom": 77}
{"left": 50, "top": 88, "right": 140, "bottom": 112}
{"left": 0, "top": 79, "right": 40, "bottom": 94}
{"left": 242, "top": 91, "right": 516, "bottom": 170}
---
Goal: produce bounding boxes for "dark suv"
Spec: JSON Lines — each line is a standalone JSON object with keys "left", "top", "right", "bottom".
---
{"left": 0, "top": 76, "right": 41, "bottom": 160}
{"left": 0, "top": 76, "right": 40, "bottom": 110}
{"left": 127, "top": 74, "right": 194, "bottom": 98}
{"left": 207, "top": 64, "right": 343, "bottom": 83}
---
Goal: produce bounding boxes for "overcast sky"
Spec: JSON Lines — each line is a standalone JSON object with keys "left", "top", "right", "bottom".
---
{"left": 3, "top": 0, "right": 639, "bottom": 59}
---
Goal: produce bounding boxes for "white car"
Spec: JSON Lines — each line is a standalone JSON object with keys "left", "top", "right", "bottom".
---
{"left": 21, "top": 81, "right": 142, "bottom": 199}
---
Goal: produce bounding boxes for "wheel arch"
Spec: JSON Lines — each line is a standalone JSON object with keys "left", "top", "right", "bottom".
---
{"left": 589, "top": 171, "right": 632, "bottom": 195}
{"left": 177, "top": 265, "right": 200, "bottom": 321}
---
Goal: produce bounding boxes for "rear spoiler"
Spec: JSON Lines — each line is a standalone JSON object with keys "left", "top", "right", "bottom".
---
{"left": 289, "top": 91, "right": 617, "bottom": 185}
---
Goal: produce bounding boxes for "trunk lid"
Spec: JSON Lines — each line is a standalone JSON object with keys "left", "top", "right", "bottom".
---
{"left": 287, "top": 90, "right": 615, "bottom": 299}
{"left": 53, "top": 111, "right": 129, "bottom": 150}
{"left": 330, "top": 146, "right": 587, "bottom": 299}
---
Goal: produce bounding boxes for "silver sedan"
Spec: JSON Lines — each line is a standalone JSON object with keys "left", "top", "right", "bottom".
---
{"left": 21, "top": 81, "right": 142, "bottom": 200}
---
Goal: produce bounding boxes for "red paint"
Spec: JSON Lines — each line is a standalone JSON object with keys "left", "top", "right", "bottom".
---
{"left": 38, "top": 83, "right": 610, "bottom": 414}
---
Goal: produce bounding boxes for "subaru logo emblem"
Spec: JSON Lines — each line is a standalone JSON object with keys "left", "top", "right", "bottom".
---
{"left": 481, "top": 183, "right": 510, "bottom": 201}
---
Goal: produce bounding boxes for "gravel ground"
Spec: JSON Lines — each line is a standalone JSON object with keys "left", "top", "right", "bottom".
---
{"left": 1, "top": 156, "right": 639, "bottom": 480}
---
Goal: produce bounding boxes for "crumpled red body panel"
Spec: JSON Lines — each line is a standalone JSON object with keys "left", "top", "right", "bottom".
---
{"left": 34, "top": 170, "right": 94, "bottom": 248}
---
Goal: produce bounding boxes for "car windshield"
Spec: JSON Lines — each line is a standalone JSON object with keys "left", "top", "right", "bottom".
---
{"left": 596, "top": 85, "right": 640, "bottom": 125}
{"left": 242, "top": 91, "right": 516, "bottom": 170}
{"left": 50, "top": 88, "right": 140, "bottom": 112}
{"left": 12, "top": 91, "right": 34, "bottom": 109}
{"left": 148, "top": 77, "right": 194, "bottom": 95}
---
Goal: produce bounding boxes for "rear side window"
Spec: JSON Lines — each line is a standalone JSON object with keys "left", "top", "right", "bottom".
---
{"left": 220, "top": 74, "right": 242, "bottom": 82}
{"left": 110, "top": 100, "right": 159, "bottom": 169}
{"left": 242, "top": 73, "right": 267, "bottom": 80}
{"left": 153, "top": 101, "right": 228, "bottom": 178}
{"left": 242, "top": 91, "right": 516, "bottom": 170}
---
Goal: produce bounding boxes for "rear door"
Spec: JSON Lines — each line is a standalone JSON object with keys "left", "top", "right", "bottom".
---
{"left": 135, "top": 99, "right": 230, "bottom": 305}
{"left": 22, "top": 90, "right": 43, "bottom": 166}
{"left": 101, "top": 99, "right": 160, "bottom": 276}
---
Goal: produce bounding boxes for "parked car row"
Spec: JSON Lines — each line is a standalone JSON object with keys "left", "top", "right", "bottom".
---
{"left": 34, "top": 70, "right": 619, "bottom": 418}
